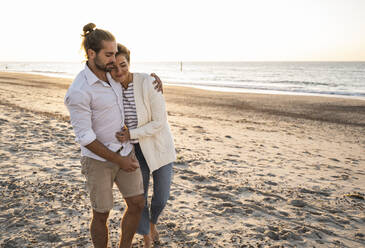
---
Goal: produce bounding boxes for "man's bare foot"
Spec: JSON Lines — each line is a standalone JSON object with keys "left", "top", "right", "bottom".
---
{"left": 150, "top": 223, "right": 160, "bottom": 243}
{"left": 143, "top": 233, "right": 152, "bottom": 248}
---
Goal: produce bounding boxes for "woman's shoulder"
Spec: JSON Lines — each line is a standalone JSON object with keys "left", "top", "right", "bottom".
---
{"left": 133, "top": 73, "right": 155, "bottom": 92}
{"left": 133, "top": 72, "right": 154, "bottom": 83}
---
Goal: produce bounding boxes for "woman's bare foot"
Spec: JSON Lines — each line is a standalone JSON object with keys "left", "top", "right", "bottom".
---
{"left": 150, "top": 223, "right": 160, "bottom": 243}
{"left": 143, "top": 233, "right": 152, "bottom": 248}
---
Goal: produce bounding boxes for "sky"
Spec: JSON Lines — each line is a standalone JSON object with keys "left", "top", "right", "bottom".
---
{"left": 1, "top": 0, "right": 365, "bottom": 62}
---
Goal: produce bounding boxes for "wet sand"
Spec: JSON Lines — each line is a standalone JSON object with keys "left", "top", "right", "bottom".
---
{"left": 0, "top": 72, "right": 364, "bottom": 247}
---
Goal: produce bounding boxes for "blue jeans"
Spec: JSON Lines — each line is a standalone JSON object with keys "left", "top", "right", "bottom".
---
{"left": 134, "top": 143, "right": 173, "bottom": 235}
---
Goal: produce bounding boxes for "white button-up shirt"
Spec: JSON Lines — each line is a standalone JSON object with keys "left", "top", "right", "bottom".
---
{"left": 64, "top": 64, "right": 132, "bottom": 161}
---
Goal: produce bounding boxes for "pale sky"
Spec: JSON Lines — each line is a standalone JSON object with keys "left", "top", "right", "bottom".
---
{"left": 1, "top": 0, "right": 365, "bottom": 62}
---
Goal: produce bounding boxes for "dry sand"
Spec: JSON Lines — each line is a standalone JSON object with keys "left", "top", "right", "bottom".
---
{"left": 0, "top": 71, "right": 364, "bottom": 248}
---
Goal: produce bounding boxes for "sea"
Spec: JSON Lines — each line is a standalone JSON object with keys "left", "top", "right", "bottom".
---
{"left": 1, "top": 61, "right": 364, "bottom": 99}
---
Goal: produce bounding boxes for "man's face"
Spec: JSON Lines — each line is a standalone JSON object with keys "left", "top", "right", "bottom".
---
{"left": 93, "top": 40, "right": 117, "bottom": 72}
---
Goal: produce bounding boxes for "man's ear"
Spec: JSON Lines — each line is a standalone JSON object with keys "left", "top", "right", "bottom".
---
{"left": 87, "top": 49, "right": 96, "bottom": 59}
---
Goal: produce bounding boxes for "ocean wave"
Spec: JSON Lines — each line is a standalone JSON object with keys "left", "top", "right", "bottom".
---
{"left": 269, "top": 80, "right": 331, "bottom": 87}
{"left": 31, "top": 70, "right": 67, "bottom": 74}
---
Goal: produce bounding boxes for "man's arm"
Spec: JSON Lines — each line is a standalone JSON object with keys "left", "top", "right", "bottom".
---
{"left": 65, "top": 89, "right": 138, "bottom": 172}
{"left": 150, "top": 73, "right": 163, "bottom": 93}
{"left": 85, "top": 140, "right": 139, "bottom": 172}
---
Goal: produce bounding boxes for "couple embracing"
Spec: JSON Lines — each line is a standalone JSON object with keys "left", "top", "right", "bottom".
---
{"left": 65, "top": 23, "right": 176, "bottom": 248}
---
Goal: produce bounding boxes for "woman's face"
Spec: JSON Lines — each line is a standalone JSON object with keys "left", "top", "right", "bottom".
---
{"left": 111, "top": 54, "right": 130, "bottom": 83}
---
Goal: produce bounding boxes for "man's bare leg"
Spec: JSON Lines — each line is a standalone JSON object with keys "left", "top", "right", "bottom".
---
{"left": 119, "top": 194, "right": 145, "bottom": 248}
{"left": 91, "top": 210, "right": 109, "bottom": 248}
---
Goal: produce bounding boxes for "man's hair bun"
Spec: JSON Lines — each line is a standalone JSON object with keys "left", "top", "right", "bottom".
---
{"left": 83, "top": 23, "right": 96, "bottom": 36}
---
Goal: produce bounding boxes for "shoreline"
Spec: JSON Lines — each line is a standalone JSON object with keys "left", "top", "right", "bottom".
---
{"left": 1, "top": 71, "right": 365, "bottom": 128}
{"left": 1, "top": 70, "right": 365, "bottom": 101}
{"left": 168, "top": 83, "right": 365, "bottom": 101}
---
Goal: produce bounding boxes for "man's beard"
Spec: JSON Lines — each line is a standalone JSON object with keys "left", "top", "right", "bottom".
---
{"left": 94, "top": 56, "right": 114, "bottom": 72}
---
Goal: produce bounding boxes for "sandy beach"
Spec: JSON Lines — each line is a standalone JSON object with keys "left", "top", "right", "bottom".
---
{"left": 0, "top": 71, "right": 364, "bottom": 248}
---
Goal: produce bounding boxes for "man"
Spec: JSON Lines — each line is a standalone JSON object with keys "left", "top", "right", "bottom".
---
{"left": 64, "top": 23, "right": 162, "bottom": 248}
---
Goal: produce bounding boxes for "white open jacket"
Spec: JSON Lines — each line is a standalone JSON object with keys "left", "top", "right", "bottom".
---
{"left": 129, "top": 73, "right": 176, "bottom": 172}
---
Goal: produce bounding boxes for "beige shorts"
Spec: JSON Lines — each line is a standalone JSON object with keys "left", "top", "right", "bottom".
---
{"left": 80, "top": 152, "right": 144, "bottom": 213}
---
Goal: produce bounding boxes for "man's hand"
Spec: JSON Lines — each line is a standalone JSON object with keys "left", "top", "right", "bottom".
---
{"left": 84, "top": 139, "right": 138, "bottom": 172}
{"left": 150, "top": 73, "right": 163, "bottom": 93}
{"left": 115, "top": 129, "right": 130, "bottom": 143}
{"left": 116, "top": 155, "right": 139, "bottom": 172}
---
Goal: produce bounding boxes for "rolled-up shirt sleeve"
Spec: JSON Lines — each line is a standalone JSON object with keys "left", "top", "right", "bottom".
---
{"left": 64, "top": 89, "right": 96, "bottom": 146}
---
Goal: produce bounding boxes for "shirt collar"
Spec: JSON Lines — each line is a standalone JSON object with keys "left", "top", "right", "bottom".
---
{"left": 84, "top": 64, "right": 101, "bottom": 86}
{"left": 107, "top": 72, "right": 118, "bottom": 86}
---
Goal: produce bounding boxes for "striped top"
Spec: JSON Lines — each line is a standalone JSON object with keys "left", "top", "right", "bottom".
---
{"left": 122, "top": 80, "right": 139, "bottom": 144}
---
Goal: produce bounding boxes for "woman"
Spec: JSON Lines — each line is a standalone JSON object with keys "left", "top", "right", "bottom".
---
{"left": 112, "top": 43, "right": 176, "bottom": 247}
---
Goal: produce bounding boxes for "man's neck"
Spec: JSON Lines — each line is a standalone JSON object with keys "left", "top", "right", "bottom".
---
{"left": 87, "top": 62, "right": 108, "bottom": 82}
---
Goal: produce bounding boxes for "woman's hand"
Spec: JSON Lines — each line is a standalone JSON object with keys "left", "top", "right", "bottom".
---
{"left": 115, "top": 129, "right": 130, "bottom": 143}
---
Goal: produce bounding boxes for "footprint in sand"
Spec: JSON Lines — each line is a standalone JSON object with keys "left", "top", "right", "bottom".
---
{"left": 264, "top": 181, "right": 278, "bottom": 186}
{"left": 192, "top": 175, "right": 207, "bottom": 182}
{"left": 329, "top": 157, "right": 340, "bottom": 162}
{"left": 289, "top": 199, "right": 307, "bottom": 207}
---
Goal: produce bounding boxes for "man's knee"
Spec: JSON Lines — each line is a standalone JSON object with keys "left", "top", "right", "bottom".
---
{"left": 126, "top": 194, "right": 145, "bottom": 213}
{"left": 92, "top": 210, "right": 110, "bottom": 223}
